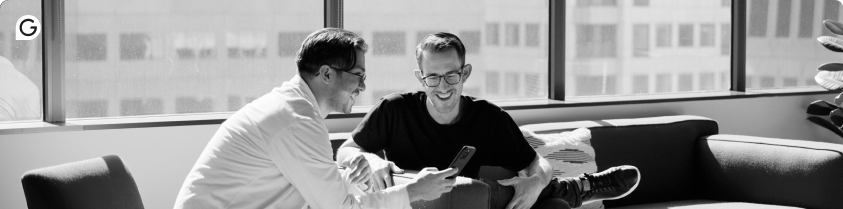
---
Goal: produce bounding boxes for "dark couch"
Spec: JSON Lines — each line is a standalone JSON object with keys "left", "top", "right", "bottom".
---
{"left": 331, "top": 115, "right": 843, "bottom": 208}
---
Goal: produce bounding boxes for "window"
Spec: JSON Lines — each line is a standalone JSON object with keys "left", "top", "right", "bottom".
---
{"left": 120, "top": 33, "right": 151, "bottom": 60}
{"left": 679, "top": 24, "right": 694, "bottom": 47}
{"left": 120, "top": 98, "right": 163, "bottom": 116}
{"left": 64, "top": 0, "right": 322, "bottom": 118}
{"left": 760, "top": 76, "right": 776, "bottom": 88}
{"left": 799, "top": 0, "right": 815, "bottom": 38}
{"left": 70, "top": 100, "right": 108, "bottom": 118}
{"left": 699, "top": 72, "right": 715, "bottom": 90}
{"left": 345, "top": 0, "right": 548, "bottom": 105}
{"left": 459, "top": 31, "right": 482, "bottom": 53}
{"left": 486, "top": 23, "right": 500, "bottom": 46}
{"left": 228, "top": 95, "right": 243, "bottom": 111}
{"left": 578, "top": 0, "right": 618, "bottom": 6}
{"left": 776, "top": 0, "right": 792, "bottom": 37}
{"left": 524, "top": 72, "right": 542, "bottom": 97}
{"left": 373, "top": 31, "right": 406, "bottom": 55}
{"left": 505, "top": 72, "right": 521, "bottom": 95}
{"left": 749, "top": 0, "right": 769, "bottom": 37}
{"left": 722, "top": 24, "right": 731, "bottom": 55}
{"left": 227, "top": 32, "right": 267, "bottom": 59}
{"left": 576, "top": 24, "right": 617, "bottom": 58}
{"left": 747, "top": 0, "right": 828, "bottom": 90}
{"left": 656, "top": 24, "right": 672, "bottom": 47}
{"left": 567, "top": 1, "right": 729, "bottom": 98}
{"left": 634, "top": 0, "right": 649, "bottom": 6}
{"left": 175, "top": 97, "right": 214, "bottom": 114}
{"left": 486, "top": 71, "right": 500, "bottom": 95}
{"left": 633, "top": 75, "right": 649, "bottom": 94}
{"left": 633, "top": 24, "right": 649, "bottom": 57}
{"left": 656, "top": 74, "right": 672, "bottom": 93}
{"left": 0, "top": 32, "right": 5, "bottom": 57}
{"left": 783, "top": 77, "right": 798, "bottom": 87}
{"left": 678, "top": 73, "right": 694, "bottom": 91}
{"left": 278, "top": 32, "right": 310, "bottom": 57}
{"left": 700, "top": 24, "right": 715, "bottom": 46}
{"left": 823, "top": 0, "right": 840, "bottom": 36}
{"left": 525, "top": 24, "right": 540, "bottom": 47}
{"left": 12, "top": 40, "right": 30, "bottom": 60}
{"left": 0, "top": 0, "right": 42, "bottom": 122}
{"left": 505, "top": 23, "right": 520, "bottom": 46}
{"left": 575, "top": 75, "right": 616, "bottom": 96}
{"left": 77, "top": 34, "right": 107, "bottom": 61}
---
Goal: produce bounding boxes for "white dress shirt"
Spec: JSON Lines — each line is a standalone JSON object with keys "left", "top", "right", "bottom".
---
{"left": 174, "top": 75, "right": 411, "bottom": 209}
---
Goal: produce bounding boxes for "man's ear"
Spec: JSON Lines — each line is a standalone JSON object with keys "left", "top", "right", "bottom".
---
{"left": 461, "top": 64, "right": 472, "bottom": 83}
{"left": 413, "top": 69, "right": 426, "bottom": 87}
{"left": 318, "top": 65, "right": 333, "bottom": 84}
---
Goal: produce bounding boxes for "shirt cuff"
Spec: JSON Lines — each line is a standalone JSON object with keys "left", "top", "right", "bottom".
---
{"left": 382, "top": 183, "right": 411, "bottom": 209}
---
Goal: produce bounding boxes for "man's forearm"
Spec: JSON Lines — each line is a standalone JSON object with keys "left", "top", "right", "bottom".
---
{"left": 525, "top": 154, "right": 553, "bottom": 183}
{"left": 336, "top": 146, "right": 363, "bottom": 167}
{"left": 336, "top": 138, "right": 388, "bottom": 167}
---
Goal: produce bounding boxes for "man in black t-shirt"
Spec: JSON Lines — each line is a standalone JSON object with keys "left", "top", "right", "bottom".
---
{"left": 337, "top": 32, "right": 641, "bottom": 209}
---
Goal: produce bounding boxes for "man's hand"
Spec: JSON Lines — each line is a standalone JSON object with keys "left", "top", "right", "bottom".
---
{"left": 368, "top": 157, "right": 404, "bottom": 190}
{"left": 406, "top": 167, "right": 458, "bottom": 202}
{"left": 338, "top": 153, "right": 372, "bottom": 185}
{"left": 497, "top": 171, "right": 546, "bottom": 209}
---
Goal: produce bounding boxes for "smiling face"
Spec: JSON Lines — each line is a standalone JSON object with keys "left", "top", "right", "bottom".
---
{"left": 328, "top": 49, "right": 366, "bottom": 114}
{"left": 415, "top": 48, "right": 470, "bottom": 119}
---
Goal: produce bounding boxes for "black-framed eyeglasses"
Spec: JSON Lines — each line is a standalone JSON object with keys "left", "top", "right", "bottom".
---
{"left": 421, "top": 71, "right": 463, "bottom": 87}
{"left": 338, "top": 70, "right": 366, "bottom": 83}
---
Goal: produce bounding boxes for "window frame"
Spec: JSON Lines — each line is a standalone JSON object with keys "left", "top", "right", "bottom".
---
{"left": 1, "top": 0, "right": 833, "bottom": 133}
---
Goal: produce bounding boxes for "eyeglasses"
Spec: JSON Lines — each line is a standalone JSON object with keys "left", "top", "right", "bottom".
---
{"left": 421, "top": 71, "right": 463, "bottom": 87}
{"left": 338, "top": 69, "right": 366, "bottom": 84}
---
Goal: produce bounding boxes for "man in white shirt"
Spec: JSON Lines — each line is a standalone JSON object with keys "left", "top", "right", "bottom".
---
{"left": 174, "top": 28, "right": 457, "bottom": 209}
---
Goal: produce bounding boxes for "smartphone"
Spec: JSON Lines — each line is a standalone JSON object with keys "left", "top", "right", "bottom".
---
{"left": 446, "top": 145, "right": 476, "bottom": 179}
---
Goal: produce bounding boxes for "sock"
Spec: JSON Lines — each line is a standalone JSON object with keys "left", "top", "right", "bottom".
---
{"left": 580, "top": 176, "right": 591, "bottom": 193}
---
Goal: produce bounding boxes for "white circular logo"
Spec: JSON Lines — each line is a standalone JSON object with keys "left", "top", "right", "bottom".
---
{"left": 16, "top": 15, "right": 41, "bottom": 40}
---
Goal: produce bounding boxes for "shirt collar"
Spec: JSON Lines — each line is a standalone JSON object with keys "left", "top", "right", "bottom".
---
{"left": 289, "top": 74, "right": 329, "bottom": 118}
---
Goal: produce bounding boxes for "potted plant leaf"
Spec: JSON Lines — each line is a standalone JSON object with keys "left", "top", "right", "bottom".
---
{"left": 807, "top": 1, "right": 843, "bottom": 138}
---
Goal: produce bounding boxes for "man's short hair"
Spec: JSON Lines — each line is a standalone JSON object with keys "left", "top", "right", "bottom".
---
{"left": 296, "top": 28, "right": 368, "bottom": 78}
{"left": 415, "top": 32, "right": 466, "bottom": 72}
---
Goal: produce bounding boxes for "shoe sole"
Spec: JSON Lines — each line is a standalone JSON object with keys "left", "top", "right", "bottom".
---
{"left": 582, "top": 166, "right": 641, "bottom": 205}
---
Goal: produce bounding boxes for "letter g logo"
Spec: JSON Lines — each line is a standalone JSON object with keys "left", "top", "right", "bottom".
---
{"left": 15, "top": 15, "right": 41, "bottom": 40}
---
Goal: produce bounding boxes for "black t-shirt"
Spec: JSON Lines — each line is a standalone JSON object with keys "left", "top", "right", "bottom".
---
{"left": 351, "top": 91, "right": 537, "bottom": 179}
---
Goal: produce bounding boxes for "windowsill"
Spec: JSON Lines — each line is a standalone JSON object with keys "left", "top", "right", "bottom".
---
{"left": 1, "top": 87, "right": 837, "bottom": 135}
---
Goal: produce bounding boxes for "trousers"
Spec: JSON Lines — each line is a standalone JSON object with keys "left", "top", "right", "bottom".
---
{"left": 481, "top": 177, "right": 583, "bottom": 209}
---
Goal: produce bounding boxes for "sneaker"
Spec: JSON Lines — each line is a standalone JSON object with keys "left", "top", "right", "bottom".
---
{"left": 580, "top": 165, "right": 640, "bottom": 205}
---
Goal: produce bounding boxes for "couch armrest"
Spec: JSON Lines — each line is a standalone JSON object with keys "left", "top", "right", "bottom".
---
{"left": 696, "top": 134, "right": 843, "bottom": 209}
{"left": 393, "top": 173, "right": 489, "bottom": 209}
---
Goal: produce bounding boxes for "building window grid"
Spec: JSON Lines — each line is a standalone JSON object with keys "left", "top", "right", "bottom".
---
{"left": 775, "top": 0, "right": 792, "bottom": 37}
{"left": 748, "top": 0, "right": 769, "bottom": 37}
{"left": 16, "top": 1, "right": 787, "bottom": 123}
{"left": 700, "top": 24, "right": 716, "bottom": 46}
{"left": 798, "top": 0, "right": 815, "bottom": 38}
{"left": 656, "top": 24, "right": 672, "bottom": 47}
{"left": 678, "top": 24, "right": 694, "bottom": 47}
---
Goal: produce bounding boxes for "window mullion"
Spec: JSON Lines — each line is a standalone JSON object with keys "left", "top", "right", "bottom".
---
{"left": 731, "top": 0, "right": 746, "bottom": 92}
{"left": 325, "top": 0, "right": 342, "bottom": 28}
{"left": 549, "top": 0, "right": 565, "bottom": 100}
{"left": 42, "top": 0, "right": 66, "bottom": 123}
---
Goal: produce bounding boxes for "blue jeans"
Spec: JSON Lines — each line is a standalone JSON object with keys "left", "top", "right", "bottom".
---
{"left": 481, "top": 177, "right": 582, "bottom": 209}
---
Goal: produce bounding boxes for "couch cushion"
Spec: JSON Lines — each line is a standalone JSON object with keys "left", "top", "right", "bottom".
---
{"left": 521, "top": 127, "right": 601, "bottom": 209}
{"left": 521, "top": 115, "right": 719, "bottom": 207}
{"left": 612, "top": 199, "right": 802, "bottom": 209}
{"left": 697, "top": 134, "right": 843, "bottom": 208}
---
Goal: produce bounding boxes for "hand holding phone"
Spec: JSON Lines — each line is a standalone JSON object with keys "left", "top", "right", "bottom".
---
{"left": 446, "top": 145, "right": 476, "bottom": 179}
